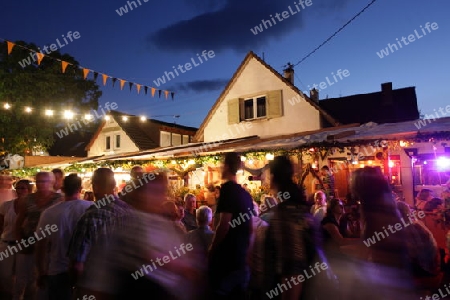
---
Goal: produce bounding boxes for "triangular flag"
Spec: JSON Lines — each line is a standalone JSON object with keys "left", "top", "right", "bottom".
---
{"left": 171, "top": 92, "right": 174, "bottom": 100}
{"left": 120, "top": 79, "right": 125, "bottom": 90}
{"left": 36, "top": 52, "right": 45, "bottom": 65}
{"left": 128, "top": 82, "right": 133, "bottom": 91}
{"left": 112, "top": 78, "right": 117, "bottom": 87}
{"left": 61, "top": 61, "right": 69, "bottom": 73}
{"left": 83, "top": 68, "right": 90, "bottom": 79}
{"left": 7, "top": 41, "right": 15, "bottom": 55}
{"left": 102, "top": 74, "right": 108, "bottom": 86}
{"left": 151, "top": 88, "right": 156, "bottom": 97}
{"left": 164, "top": 90, "right": 169, "bottom": 99}
{"left": 136, "top": 84, "right": 141, "bottom": 94}
{"left": 144, "top": 86, "right": 148, "bottom": 95}
{"left": 93, "top": 72, "right": 99, "bottom": 82}
{"left": 158, "top": 90, "right": 162, "bottom": 98}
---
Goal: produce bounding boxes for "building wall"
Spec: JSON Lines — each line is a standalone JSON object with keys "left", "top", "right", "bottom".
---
{"left": 203, "top": 58, "right": 321, "bottom": 143}
{"left": 87, "top": 118, "right": 139, "bottom": 156}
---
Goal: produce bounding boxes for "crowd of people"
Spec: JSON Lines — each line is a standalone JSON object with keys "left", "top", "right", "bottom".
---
{"left": 0, "top": 154, "right": 447, "bottom": 299}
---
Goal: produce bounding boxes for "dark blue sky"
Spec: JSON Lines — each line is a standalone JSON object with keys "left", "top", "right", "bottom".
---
{"left": 2, "top": 0, "right": 449, "bottom": 128}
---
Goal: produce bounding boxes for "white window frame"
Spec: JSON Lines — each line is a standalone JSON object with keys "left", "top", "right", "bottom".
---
{"left": 242, "top": 95, "right": 267, "bottom": 121}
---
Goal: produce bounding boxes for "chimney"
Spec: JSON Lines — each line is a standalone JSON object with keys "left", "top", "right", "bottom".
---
{"left": 381, "top": 82, "right": 393, "bottom": 106}
{"left": 310, "top": 88, "right": 319, "bottom": 102}
{"left": 283, "top": 63, "right": 294, "bottom": 85}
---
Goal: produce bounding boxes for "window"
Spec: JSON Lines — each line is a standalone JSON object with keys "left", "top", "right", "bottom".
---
{"left": 105, "top": 136, "right": 111, "bottom": 150}
{"left": 172, "top": 133, "right": 182, "bottom": 146}
{"left": 115, "top": 135, "right": 121, "bottom": 148}
{"left": 243, "top": 96, "right": 266, "bottom": 120}
{"left": 227, "top": 90, "right": 282, "bottom": 124}
{"left": 182, "top": 135, "right": 190, "bottom": 144}
{"left": 160, "top": 131, "right": 171, "bottom": 147}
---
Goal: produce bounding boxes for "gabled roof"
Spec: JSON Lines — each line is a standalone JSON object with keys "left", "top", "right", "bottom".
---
{"left": 319, "top": 86, "right": 419, "bottom": 125}
{"left": 49, "top": 130, "right": 92, "bottom": 157}
{"left": 85, "top": 111, "right": 198, "bottom": 151}
{"left": 193, "top": 51, "right": 340, "bottom": 142}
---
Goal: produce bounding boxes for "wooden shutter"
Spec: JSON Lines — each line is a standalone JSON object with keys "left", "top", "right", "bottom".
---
{"left": 267, "top": 90, "right": 282, "bottom": 118}
{"left": 227, "top": 98, "right": 240, "bottom": 124}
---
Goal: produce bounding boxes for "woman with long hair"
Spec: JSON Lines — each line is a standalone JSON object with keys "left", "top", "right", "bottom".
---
{"left": 349, "top": 166, "right": 418, "bottom": 298}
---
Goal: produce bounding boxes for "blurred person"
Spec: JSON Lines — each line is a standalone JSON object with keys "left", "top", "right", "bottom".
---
{"left": 248, "top": 201, "right": 268, "bottom": 300}
{"left": 35, "top": 174, "right": 92, "bottom": 300}
{"left": 263, "top": 156, "right": 320, "bottom": 300}
{"left": 423, "top": 197, "right": 444, "bottom": 212}
{"left": 208, "top": 152, "right": 254, "bottom": 300}
{"left": 416, "top": 188, "right": 434, "bottom": 210}
{"left": 162, "top": 200, "right": 187, "bottom": 234}
{"left": 311, "top": 190, "right": 327, "bottom": 223}
{"left": 320, "top": 165, "right": 335, "bottom": 200}
{"left": 130, "top": 165, "right": 144, "bottom": 180}
{"left": 67, "top": 168, "right": 132, "bottom": 290}
{"left": 14, "top": 171, "right": 62, "bottom": 300}
{"left": 75, "top": 172, "right": 200, "bottom": 300}
{"left": 0, "top": 179, "right": 32, "bottom": 299}
{"left": 182, "top": 193, "right": 198, "bottom": 231}
{"left": 321, "top": 198, "right": 360, "bottom": 299}
{"left": 347, "top": 166, "right": 418, "bottom": 299}
{"left": 397, "top": 201, "right": 440, "bottom": 283}
{"left": 0, "top": 174, "right": 17, "bottom": 206}
{"left": 51, "top": 168, "right": 64, "bottom": 193}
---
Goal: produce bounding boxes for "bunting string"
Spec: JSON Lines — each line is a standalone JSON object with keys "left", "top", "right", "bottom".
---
{"left": 1, "top": 38, "right": 175, "bottom": 100}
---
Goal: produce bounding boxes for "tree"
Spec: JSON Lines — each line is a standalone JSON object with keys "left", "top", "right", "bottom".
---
{"left": 0, "top": 40, "right": 102, "bottom": 155}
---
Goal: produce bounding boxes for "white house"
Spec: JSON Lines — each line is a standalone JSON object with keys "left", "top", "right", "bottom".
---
{"left": 86, "top": 111, "right": 197, "bottom": 157}
{"left": 194, "top": 51, "right": 338, "bottom": 143}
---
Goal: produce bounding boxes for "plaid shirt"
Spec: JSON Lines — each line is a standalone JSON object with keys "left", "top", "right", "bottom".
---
{"left": 264, "top": 200, "right": 317, "bottom": 278}
{"left": 67, "top": 196, "right": 132, "bottom": 263}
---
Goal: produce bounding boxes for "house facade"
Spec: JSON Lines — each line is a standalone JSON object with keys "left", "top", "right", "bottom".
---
{"left": 86, "top": 111, "right": 197, "bottom": 157}
{"left": 194, "top": 52, "right": 338, "bottom": 143}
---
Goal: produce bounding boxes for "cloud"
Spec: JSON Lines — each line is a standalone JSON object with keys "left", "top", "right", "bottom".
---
{"left": 148, "top": 0, "right": 352, "bottom": 53}
{"left": 169, "top": 79, "right": 228, "bottom": 93}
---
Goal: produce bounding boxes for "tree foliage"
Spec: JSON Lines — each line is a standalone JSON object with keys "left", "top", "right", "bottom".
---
{"left": 0, "top": 40, "right": 102, "bottom": 155}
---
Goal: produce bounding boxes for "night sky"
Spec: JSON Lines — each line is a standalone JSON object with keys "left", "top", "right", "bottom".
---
{"left": 2, "top": 0, "right": 449, "bottom": 128}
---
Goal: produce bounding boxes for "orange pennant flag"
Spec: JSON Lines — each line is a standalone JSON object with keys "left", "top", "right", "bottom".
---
{"left": 61, "top": 61, "right": 69, "bottom": 73}
{"left": 36, "top": 52, "right": 44, "bottom": 65}
{"left": 7, "top": 41, "right": 15, "bottom": 55}
{"left": 151, "top": 88, "right": 156, "bottom": 97}
{"left": 82, "top": 68, "right": 90, "bottom": 79}
{"left": 120, "top": 79, "right": 125, "bottom": 90}
{"left": 164, "top": 90, "right": 169, "bottom": 99}
{"left": 102, "top": 74, "right": 108, "bottom": 86}
{"left": 136, "top": 84, "right": 141, "bottom": 94}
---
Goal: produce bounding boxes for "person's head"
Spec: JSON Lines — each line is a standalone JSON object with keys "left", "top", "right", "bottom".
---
{"left": 92, "top": 168, "right": 116, "bottom": 200}
{"left": 161, "top": 201, "right": 178, "bottom": 221}
{"left": 222, "top": 152, "right": 241, "bottom": 179}
{"left": 320, "top": 165, "right": 330, "bottom": 176}
{"left": 128, "top": 172, "right": 168, "bottom": 213}
{"left": 83, "top": 191, "right": 94, "bottom": 201}
{"left": 0, "top": 175, "right": 13, "bottom": 189}
{"left": 417, "top": 189, "right": 433, "bottom": 201}
{"left": 269, "top": 155, "right": 294, "bottom": 191}
{"left": 326, "top": 198, "right": 344, "bottom": 217}
{"left": 196, "top": 205, "right": 212, "bottom": 226}
{"left": 176, "top": 202, "right": 185, "bottom": 220}
{"left": 314, "top": 190, "right": 326, "bottom": 206}
{"left": 35, "top": 172, "right": 55, "bottom": 193}
{"left": 14, "top": 179, "right": 33, "bottom": 198}
{"left": 51, "top": 168, "right": 64, "bottom": 191}
{"left": 130, "top": 165, "right": 144, "bottom": 180}
{"left": 184, "top": 193, "right": 196, "bottom": 211}
{"left": 62, "top": 173, "right": 82, "bottom": 198}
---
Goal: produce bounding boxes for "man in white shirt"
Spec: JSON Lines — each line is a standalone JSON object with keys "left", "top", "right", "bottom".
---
{"left": 36, "top": 173, "right": 92, "bottom": 300}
